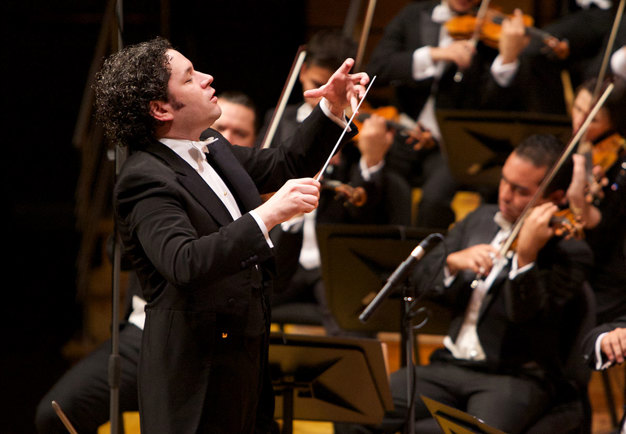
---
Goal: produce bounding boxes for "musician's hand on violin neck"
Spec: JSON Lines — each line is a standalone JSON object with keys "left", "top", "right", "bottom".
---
{"left": 446, "top": 244, "right": 499, "bottom": 277}
{"left": 498, "top": 9, "right": 530, "bottom": 64}
{"left": 516, "top": 202, "right": 558, "bottom": 268}
{"left": 302, "top": 57, "right": 369, "bottom": 118}
{"left": 430, "top": 41, "right": 475, "bottom": 70}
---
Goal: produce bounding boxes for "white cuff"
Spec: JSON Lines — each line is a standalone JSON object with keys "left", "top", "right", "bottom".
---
{"left": 319, "top": 97, "right": 350, "bottom": 130}
{"left": 413, "top": 46, "right": 438, "bottom": 80}
{"left": 491, "top": 55, "right": 519, "bottom": 87}
{"left": 611, "top": 47, "right": 626, "bottom": 80}
{"left": 508, "top": 253, "right": 534, "bottom": 279}
{"left": 249, "top": 210, "right": 274, "bottom": 248}
{"left": 443, "top": 266, "right": 457, "bottom": 287}
{"left": 596, "top": 332, "right": 613, "bottom": 370}
{"left": 359, "top": 156, "right": 384, "bottom": 181}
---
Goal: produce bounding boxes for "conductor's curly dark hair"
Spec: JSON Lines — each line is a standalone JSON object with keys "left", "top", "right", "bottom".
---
{"left": 94, "top": 37, "right": 173, "bottom": 151}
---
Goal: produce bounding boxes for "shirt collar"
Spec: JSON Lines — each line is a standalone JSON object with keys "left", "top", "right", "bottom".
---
{"left": 296, "top": 102, "right": 315, "bottom": 123}
{"left": 576, "top": 0, "right": 612, "bottom": 9}
{"left": 160, "top": 137, "right": 218, "bottom": 168}
{"left": 432, "top": 3, "right": 455, "bottom": 24}
{"left": 493, "top": 211, "right": 513, "bottom": 232}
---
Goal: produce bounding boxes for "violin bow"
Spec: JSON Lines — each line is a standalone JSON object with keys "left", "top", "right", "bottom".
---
{"left": 592, "top": 0, "right": 625, "bottom": 99}
{"left": 354, "top": 0, "right": 377, "bottom": 71}
{"left": 315, "top": 75, "right": 377, "bottom": 181}
{"left": 454, "top": 0, "right": 492, "bottom": 82}
{"left": 260, "top": 45, "right": 307, "bottom": 149}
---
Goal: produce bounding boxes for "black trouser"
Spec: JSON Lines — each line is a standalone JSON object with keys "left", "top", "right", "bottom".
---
{"left": 35, "top": 323, "right": 142, "bottom": 434}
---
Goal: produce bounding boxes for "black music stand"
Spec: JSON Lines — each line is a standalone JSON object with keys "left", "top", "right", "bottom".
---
{"left": 316, "top": 224, "right": 451, "bottom": 336}
{"left": 436, "top": 109, "right": 572, "bottom": 190}
{"left": 269, "top": 332, "right": 394, "bottom": 434}
{"left": 421, "top": 395, "right": 507, "bottom": 434}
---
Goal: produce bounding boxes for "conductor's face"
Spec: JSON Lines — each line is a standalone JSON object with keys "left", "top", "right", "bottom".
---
{"left": 152, "top": 49, "right": 222, "bottom": 140}
{"left": 498, "top": 151, "right": 548, "bottom": 223}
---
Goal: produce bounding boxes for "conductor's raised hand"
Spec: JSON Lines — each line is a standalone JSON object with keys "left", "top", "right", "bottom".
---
{"left": 303, "top": 58, "right": 370, "bottom": 118}
{"left": 255, "top": 178, "right": 321, "bottom": 230}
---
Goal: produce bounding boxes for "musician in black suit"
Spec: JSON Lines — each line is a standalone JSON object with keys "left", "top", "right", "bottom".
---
{"left": 93, "top": 37, "right": 368, "bottom": 434}
{"left": 361, "top": 134, "right": 593, "bottom": 433}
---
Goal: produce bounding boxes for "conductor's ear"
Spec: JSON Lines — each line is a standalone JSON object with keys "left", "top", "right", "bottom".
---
{"left": 149, "top": 100, "right": 174, "bottom": 122}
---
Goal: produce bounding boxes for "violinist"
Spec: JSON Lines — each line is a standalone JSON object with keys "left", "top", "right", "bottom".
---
{"left": 366, "top": 0, "right": 537, "bottom": 229}
{"left": 345, "top": 134, "right": 593, "bottom": 433}
{"left": 566, "top": 77, "right": 626, "bottom": 325}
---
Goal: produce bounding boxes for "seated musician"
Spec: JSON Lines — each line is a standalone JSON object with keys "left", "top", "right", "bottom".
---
{"left": 340, "top": 134, "right": 593, "bottom": 433}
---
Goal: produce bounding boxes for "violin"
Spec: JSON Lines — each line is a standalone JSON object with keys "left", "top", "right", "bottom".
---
{"left": 549, "top": 208, "right": 584, "bottom": 239}
{"left": 321, "top": 179, "right": 367, "bottom": 207}
{"left": 583, "top": 133, "right": 626, "bottom": 203}
{"left": 445, "top": 8, "right": 569, "bottom": 60}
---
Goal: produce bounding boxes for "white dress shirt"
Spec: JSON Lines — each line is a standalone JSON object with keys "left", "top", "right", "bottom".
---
{"left": 443, "top": 212, "right": 534, "bottom": 361}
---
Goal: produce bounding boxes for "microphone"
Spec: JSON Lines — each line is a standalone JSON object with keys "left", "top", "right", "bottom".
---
{"left": 359, "top": 233, "right": 443, "bottom": 323}
{"left": 385, "top": 233, "right": 442, "bottom": 290}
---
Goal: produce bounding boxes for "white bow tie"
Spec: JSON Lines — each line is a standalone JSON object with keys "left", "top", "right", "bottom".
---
{"left": 188, "top": 136, "right": 218, "bottom": 166}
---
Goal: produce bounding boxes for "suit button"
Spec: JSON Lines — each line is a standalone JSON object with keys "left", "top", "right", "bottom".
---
{"left": 227, "top": 298, "right": 235, "bottom": 305}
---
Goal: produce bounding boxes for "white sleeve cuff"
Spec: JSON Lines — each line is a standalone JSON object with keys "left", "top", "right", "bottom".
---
{"left": 596, "top": 332, "right": 614, "bottom": 370}
{"left": 319, "top": 97, "right": 350, "bottom": 130}
{"left": 509, "top": 253, "right": 534, "bottom": 279}
{"left": 611, "top": 48, "right": 626, "bottom": 80}
{"left": 359, "top": 156, "right": 384, "bottom": 181}
{"left": 412, "top": 46, "right": 438, "bottom": 81}
{"left": 491, "top": 55, "right": 519, "bottom": 87}
{"left": 443, "top": 266, "right": 457, "bottom": 287}
{"left": 249, "top": 210, "right": 274, "bottom": 248}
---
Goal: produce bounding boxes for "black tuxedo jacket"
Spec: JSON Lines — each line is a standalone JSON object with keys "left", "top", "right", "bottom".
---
{"left": 114, "top": 105, "right": 355, "bottom": 433}
{"left": 411, "top": 205, "right": 593, "bottom": 379}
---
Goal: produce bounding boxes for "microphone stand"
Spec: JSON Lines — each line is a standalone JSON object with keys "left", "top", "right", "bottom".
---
{"left": 360, "top": 233, "right": 443, "bottom": 434}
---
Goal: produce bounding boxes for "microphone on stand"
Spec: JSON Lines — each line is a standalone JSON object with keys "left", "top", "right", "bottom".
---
{"left": 359, "top": 233, "right": 443, "bottom": 323}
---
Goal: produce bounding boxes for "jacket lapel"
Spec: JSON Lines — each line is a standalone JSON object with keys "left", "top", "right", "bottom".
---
{"left": 144, "top": 140, "right": 234, "bottom": 227}
{"left": 204, "top": 134, "right": 262, "bottom": 212}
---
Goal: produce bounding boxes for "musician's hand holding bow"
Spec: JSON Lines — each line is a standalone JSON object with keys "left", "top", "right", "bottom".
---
{"left": 303, "top": 57, "right": 370, "bottom": 118}
{"left": 446, "top": 244, "right": 500, "bottom": 277}
{"left": 430, "top": 41, "right": 475, "bottom": 70}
